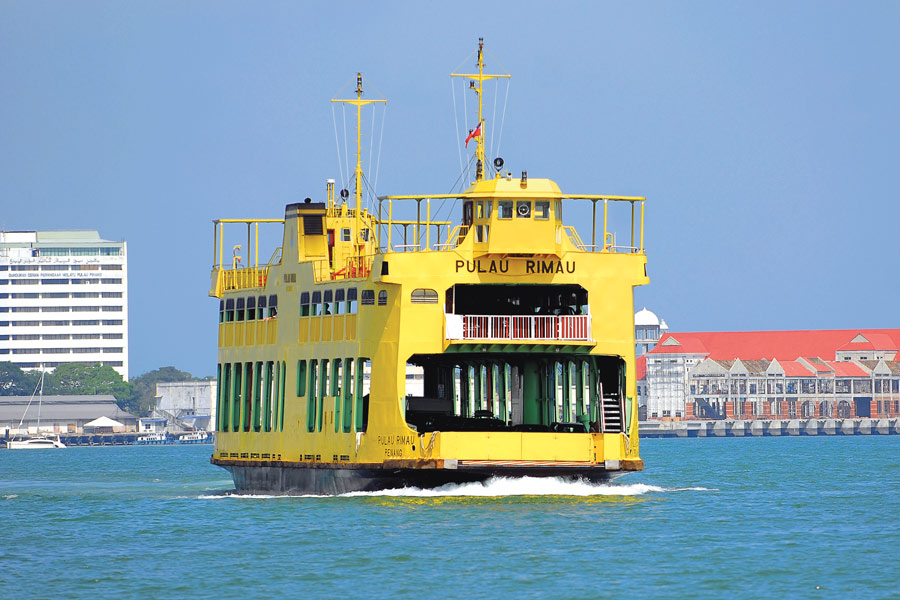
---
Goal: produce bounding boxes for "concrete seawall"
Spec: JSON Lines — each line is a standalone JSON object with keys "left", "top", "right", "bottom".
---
{"left": 639, "top": 418, "right": 900, "bottom": 438}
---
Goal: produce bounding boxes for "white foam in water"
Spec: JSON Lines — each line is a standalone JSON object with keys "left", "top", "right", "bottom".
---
{"left": 198, "top": 479, "right": 716, "bottom": 499}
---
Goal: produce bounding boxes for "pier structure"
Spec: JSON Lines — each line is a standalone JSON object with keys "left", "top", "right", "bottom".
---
{"left": 640, "top": 418, "right": 900, "bottom": 438}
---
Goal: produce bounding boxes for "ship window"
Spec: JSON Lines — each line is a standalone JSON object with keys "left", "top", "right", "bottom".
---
{"left": 225, "top": 298, "right": 235, "bottom": 323}
{"left": 555, "top": 200, "right": 562, "bottom": 220}
{"left": 246, "top": 297, "right": 256, "bottom": 321}
{"left": 236, "top": 297, "right": 245, "bottom": 322}
{"left": 535, "top": 201, "right": 550, "bottom": 220}
{"left": 279, "top": 361, "right": 286, "bottom": 431}
{"left": 219, "top": 300, "right": 224, "bottom": 323}
{"left": 475, "top": 225, "right": 489, "bottom": 243}
{"left": 243, "top": 361, "right": 252, "bottom": 431}
{"left": 263, "top": 361, "right": 274, "bottom": 432}
{"left": 297, "top": 360, "right": 307, "bottom": 396}
{"left": 484, "top": 201, "right": 492, "bottom": 218}
{"left": 343, "top": 357, "right": 354, "bottom": 433}
{"left": 311, "top": 291, "right": 322, "bottom": 316}
{"left": 475, "top": 201, "right": 484, "bottom": 218}
{"left": 268, "top": 295, "right": 278, "bottom": 318}
{"left": 357, "top": 358, "right": 370, "bottom": 432}
{"left": 360, "top": 229, "right": 370, "bottom": 241}
{"left": 463, "top": 201, "right": 473, "bottom": 225}
{"left": 323, "top": 289, "right": 334, "bottom": 315}
{"left": 222, "top": 363, "right": 232, "bottom": 432}
{"left": 378, "top": 290, "right": 388, "bottom": 306}
{"left": 347, "top": 288, "right": 358, "bottom": 313}
{"left": 334, "top": 289, "right": 345, "bottom": 315}
{"left": 341, "top": 228, "right": 351, "bottom": 242}
{"left": 333, "top": 359, "right": 342, "bottom": 432}
{"left": 307, "top": 359, "right": 318, "bottom": 432}
{"left": 361, "top": 290, "right": 375, "bottom": 306}
{"left": 411, "top": 288, "right": 438, "bottom": 304}
{"left": 232, "top": 363, "right": 243, "bottom": 431}
{"left": 252, "top": 362, "right": 262, "bottom": 432}
{"left": 300, "top": 292, "right": 310, "bottom": 317}
{"left": 257, "top": 296, "right": 267, "bottom": 320}
{"left": 516, "top": 200, "right": 531, "bottom": 218}
{"left": 318, "top": 359, "right": 329, "bottom": 432}
{"left": 498, "top": 201, "right": 513, "bottom": 219}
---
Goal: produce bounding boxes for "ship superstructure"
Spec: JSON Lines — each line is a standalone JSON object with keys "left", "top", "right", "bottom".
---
{"left": 209, "top": 41, "right": 648, "bottom": 494}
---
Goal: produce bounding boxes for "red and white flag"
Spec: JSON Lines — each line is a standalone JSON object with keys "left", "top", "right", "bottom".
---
{"left": 465, "top": 122, "right": 482, "bottom": 148}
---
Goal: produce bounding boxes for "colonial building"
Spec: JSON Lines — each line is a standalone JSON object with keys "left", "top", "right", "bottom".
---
{"left": 0, "top": 230, "right": 129, "bottom": 378}
{"left": 0, "top": 394, "right": 138, "bottom": 437}
{"left": 643, "top": 329, "right": 900, "bottom": 420}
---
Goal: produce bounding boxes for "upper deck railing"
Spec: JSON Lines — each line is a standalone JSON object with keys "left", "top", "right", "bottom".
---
{"left": 446, "top": 314, "right": 591, "bottom": 342}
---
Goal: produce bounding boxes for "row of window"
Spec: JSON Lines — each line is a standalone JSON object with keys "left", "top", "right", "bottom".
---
{"left": 0, "top": 320, "right": 123, "bottom": 327}
{"left": 219, "top": 295, "right": 279, "bottom": 323}
{"left": 217, "top": 361, "right": 286, "bottom": 434}
{"left": 0, "top": 292, "right": 122, "bottom": 299}
{"left": 0, "top": 306, "right": 122, "bottom": 313}
{"left": 298, "top": 357, "right": 370, "bottom": 434}
{"left": 0, "top": 264, "right": 122, "bottom": 271}
{"left": 0, "top": 278, "right": 123, "bottom": 285}
{"left": 2, "top": 347, "right": 123, "bottom": 355}
{"left": 31, "top": 247, "right": 122, "bottom": 257}
{"left": 8, "top": 360, "right": 123, "bottom": 367}
{"left": 467, "top": 200, "right": 557, "bottom": 221}
{"left": 216, "top": 357, "right": 371, "bottom": 436}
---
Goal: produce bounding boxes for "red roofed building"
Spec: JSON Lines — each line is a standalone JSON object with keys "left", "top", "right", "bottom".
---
{"left": 642, "top": 329, "right": 900, "bottom": 421}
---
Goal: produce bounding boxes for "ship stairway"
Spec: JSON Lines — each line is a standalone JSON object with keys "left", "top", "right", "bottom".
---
{"left": 601, "top": 395, "right": 624, "bottom": 433}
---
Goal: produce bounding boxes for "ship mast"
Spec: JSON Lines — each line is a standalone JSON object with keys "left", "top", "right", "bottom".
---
{"left": 331, "top": 74, "right": 386, "bottom": 261}
{"left": 451, "top": 38, "right": 510, "bottom": 182}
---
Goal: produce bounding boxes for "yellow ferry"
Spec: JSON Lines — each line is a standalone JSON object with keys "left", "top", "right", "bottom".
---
{"left": 209, "top": 40, "right": 647, "bottom": 494}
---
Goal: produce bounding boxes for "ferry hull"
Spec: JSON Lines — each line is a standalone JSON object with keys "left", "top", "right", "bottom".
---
{"left": 213, "top": 459, "right": 625, "bottom": 495}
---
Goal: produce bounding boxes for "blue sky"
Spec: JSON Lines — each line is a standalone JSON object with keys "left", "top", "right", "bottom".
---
{"left": 2, "top": 1, "right": 898, "bottom": 378}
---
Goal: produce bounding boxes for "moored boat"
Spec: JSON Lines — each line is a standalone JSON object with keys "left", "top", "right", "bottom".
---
{"left": 208, "top": 40, "right": 647, "bottom": 494}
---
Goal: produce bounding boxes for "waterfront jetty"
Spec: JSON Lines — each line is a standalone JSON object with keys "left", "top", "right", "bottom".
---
{"left": 640, "top": 418, "right": 900, "bottom": 438}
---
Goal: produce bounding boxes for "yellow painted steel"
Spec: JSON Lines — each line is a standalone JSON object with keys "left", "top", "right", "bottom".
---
{"left": 209, "top": 41, "right": 647, "bottom": 479}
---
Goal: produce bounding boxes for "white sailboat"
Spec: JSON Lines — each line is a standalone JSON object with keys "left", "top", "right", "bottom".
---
{"left": 6, "top": 372, "right": 66, "bottom": 449}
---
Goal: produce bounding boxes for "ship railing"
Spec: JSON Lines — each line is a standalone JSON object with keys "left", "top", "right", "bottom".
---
{"left": 210, "top": 218, "right": 285, "bottom": 297}
{"left": 445, "top": 314, "right": 591, "bottom": 341}
{"left": 220, "top": 267, "right": 270, "bottom": 292}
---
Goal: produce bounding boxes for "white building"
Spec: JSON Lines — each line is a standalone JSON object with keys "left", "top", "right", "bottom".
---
{"left": 0, "top": 230, "right": 129, "bottom": 378}
{"left": 155, "top": 381, "right": 217, "bottom": 432}
{"left": 634, "top": 307, "right": 667, "bottom": 357}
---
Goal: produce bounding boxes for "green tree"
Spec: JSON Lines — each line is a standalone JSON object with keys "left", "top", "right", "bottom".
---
{"left": 44, "top": 363, "right": 134, "bottom": 406}
{"left": 128, "top": 366, "right": 196, "bottom": 417}
{"left": 0, "top": 362, "right": 41, "bottom": 396}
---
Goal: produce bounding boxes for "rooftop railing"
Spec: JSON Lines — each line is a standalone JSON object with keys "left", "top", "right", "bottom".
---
{"left": 445, "top": 314, "right": 592, "bottom": 342}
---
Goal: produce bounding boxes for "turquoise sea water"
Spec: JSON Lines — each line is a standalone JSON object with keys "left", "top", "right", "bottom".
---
{"left": 2, "top": 437, "right": 898, "bottom": 599}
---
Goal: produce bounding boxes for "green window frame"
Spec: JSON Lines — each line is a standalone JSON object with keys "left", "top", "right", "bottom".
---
{"left": 343, "top": 357, "right": 354, "bottom": 433}
{"left": 232, "top": 363, "right": 243, "bottom": 431}
{"left": 279, "top": 361, "right": 286, "bottom": 432}
{"left": 222, "top": 363, "right": 232, "bottom": 432}
{"left": 243, "top": 362, "right": 252, "bottom": 431}
{"left": 333, "top": 359, "right": 342, "bottom": 433}
{"left": 253, "top": 362, "right": 263, "bottom": 432}
{"left": 318, "top": 359, "right": 329, "bottom": 432}
{"left": 356, "top": 358, "right": 369, "bottom": 432}
{"left": 307, "top": 359, "right": 318, "bottom": 432}
{"left": 216, "top": 364, "right": 223, "bottom": 431}
{"left": 297, "top": 360, "right": 307, "bottom": 396}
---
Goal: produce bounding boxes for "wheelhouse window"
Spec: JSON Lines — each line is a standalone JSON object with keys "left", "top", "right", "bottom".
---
{"left": 498, "top": 201, "right": 513, "bottom": 219}
{"left": 535, "top": 201, "right": 550, "bottom": 220}
{"left": 516, "top": 200, "right": 531, "bottom": 218}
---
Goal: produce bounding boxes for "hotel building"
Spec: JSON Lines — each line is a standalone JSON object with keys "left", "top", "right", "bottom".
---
{"left": 0, "top": 230, "right": 129, "bottom": 379}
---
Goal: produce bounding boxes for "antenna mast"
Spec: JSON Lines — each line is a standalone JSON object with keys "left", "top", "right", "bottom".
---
{"left": 331, "top": 73, "right": 386, "bottom": 260}
{"left": 451, "top": 38, "right": 510, "bottom": 182}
